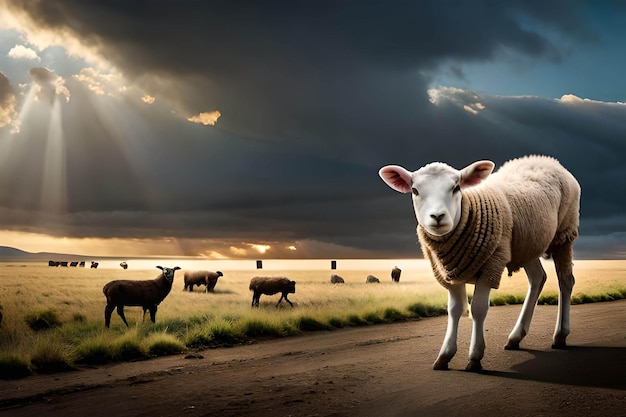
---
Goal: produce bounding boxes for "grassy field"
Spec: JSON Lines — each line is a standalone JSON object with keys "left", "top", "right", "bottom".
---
{"left": 0, "top": 259, "right": 625, "bottom": 378}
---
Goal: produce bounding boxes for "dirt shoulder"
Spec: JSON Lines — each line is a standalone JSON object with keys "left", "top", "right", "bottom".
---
{"left": 1, "top": 300, "right": 625, "bottom": 417}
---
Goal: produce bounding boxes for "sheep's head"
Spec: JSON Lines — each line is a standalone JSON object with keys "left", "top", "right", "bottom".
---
{"left": 156, "top": 266, "right": 181, "bottom": 283}
{"left": 216, "top": 271, "right": 223, "bottom": 277}
{"left": 379, "top": 160, "right": 494, "bottom": 236}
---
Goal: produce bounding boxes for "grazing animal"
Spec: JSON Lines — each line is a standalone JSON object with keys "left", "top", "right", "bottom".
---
{"left": 79, "top": 261, "right": 85, "bottom": 267}
{"left": 59, "top": 261, "right": 68, "bottom": 267}
{"left": 379, "top": 155, "right": 580, "bottom": 372}
{"left": 120, "top": 261, "right": 128, "bottom": 270}
{"left": 330, "top": 274, "right": 345, "bottom": 284}
{"left": 91, "top": 261, "right": 99, "bottom": 269}
{"left": 183, "top": 270, "right": 224, "bottom": 292}
{"left": 103, "top": 266, "right": 181, "bottom": 328}
{"left": 70, "top": 261, "right": 79, "bottom": 267}
{"left": 249, "top": 277, "right": 296, "bottom": 307}
{"left": 48, "top": 260, "right": 60, "bottom": 267}
{"left": 366, "top": 275, "right": 380, "bottom": 283}
{"left": 391, "top": 266, "right": 401, "bottom": 282}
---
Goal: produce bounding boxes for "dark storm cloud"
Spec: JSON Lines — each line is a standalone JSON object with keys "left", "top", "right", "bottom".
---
{"left": 5, "top": 0, "right": 595, "bottom": 141}
{"left": 1, "top": 0, "right": 625, "bottom": 258}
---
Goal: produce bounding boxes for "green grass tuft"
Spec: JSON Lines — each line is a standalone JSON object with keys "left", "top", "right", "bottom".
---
{"left": 75, "top": 333, "right": 114, "bottom": 365}
{"left": 297, "top": 316, "right": 332, "bottom": 331}
{"left": 363, "top": 312, "right": 385, "bottom": 324}
{"left": 24, "top": 309, "right": 62, "bottom": 331}
{"left": 383, "top": 307, "right": 408, "bottom": 322}
{"left": 347, "top": 314, "right": 368, "bottom": 326}
{"left": 239, "top": 318, "right": 284, "bottom": 338}
{"left": 407, "top": 302, "right": 447, "bottom": 318}
{"left": 538, "top": 293, "right": 559, "bottom": 305}
{"left": 0, "top": 354, "right": 32, "bottom": 379}
{"left": 145, "top": 332, "right": 186, "bottom": 356}
{"left": 112, "top": 331, "right": 148, "bottom": 361}
{"left": 29, "top": 335, "right": 75, "bottom": 373}
{"left": 185, "top": 327, "right": 214, "bottom": 349}
{"left": 328, "top": 317, "right": 346, "bottom": 328}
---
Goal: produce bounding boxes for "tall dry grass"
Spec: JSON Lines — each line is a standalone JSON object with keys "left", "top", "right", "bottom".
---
{"left": 0, "top": 260, "right": 624, "bottom": 378}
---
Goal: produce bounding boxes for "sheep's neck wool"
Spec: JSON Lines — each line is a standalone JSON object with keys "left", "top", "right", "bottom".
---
{"left": 418, "top": 190, "right": 509, "bottom": 290}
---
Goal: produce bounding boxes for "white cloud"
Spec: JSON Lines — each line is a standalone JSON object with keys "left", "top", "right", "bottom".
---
{"left": 428, "top": 86, "right": 486, "bottom": 114}
{"left": 560, "top": 94, "right": 584, "bottom": 104}
{"left": 73, "top": 67, "right": 121, "bottom": 96}
{"left": 142, "top": 94, "right": 156, "bottom": 104}
{"left": 7, "top": 44, "right": 40, "bottom": 61}
{"left": 187, "top": 110, "right": 221, "bottom": 126}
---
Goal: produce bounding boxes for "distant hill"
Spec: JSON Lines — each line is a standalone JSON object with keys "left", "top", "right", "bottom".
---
{"left": 0, "top": 246, "right": 94, "bottom": 262}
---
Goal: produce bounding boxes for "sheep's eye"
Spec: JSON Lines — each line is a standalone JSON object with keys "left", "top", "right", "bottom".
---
{"left": 453, "top": 184, "right": 461, "bottom": 193}
{"left": 411, "top": 187, "right": 419, "bottom": 196}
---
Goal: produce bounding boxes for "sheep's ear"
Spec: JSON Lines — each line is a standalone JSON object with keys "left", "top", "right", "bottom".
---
{"left": 379, "top": 165, "right": 413, "bottom": 193}
{"left": 173, "top": 266, "right": 181, "bottom": 271}
{"left": 459, "top": 160, "right": 494, "bottom": 188}
{"left": 156, "top": 266, "right": 164, "bottom": 271}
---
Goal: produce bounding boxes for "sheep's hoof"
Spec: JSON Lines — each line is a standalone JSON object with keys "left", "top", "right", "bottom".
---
{"left": 432, "top": 357, "right": 450, "bottom": 371}
{"left": 504, "top": 340, "right": 520, "bottom": 350}
{"left": 465, "top": 360, "right": 483, "bottom": 372}
{"left": 551, "top": 342, "right": 567, "bottom": 350}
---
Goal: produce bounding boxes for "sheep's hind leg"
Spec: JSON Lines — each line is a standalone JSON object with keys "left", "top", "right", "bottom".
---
{"left": 505, "top": 258, "right": 546, "bottom": 350}
{"left": 466, "top": 280, "right": 491, "bottom": 372}
{"left": 116, "top": 306, "right": 129, "bottom": 327}
{"left": 551, "top": 243, "right": 575, "bottom": 349}
{"left": 433, "top": 284, "right": 466, "bottom": 370}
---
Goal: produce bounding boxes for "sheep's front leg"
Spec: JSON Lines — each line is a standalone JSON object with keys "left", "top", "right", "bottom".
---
{"left": 279, "top": 293, "right": 294, "bottom": 307}
{"left": 251, "top": 292, "right": 260, "bottom": 307}
{"left": 506, "top": 258, "right": 546, "bottom": 350}
{"left": 467, "top": 280, "right": 491, "bottom": 372}
{"left": 104, "top": 304, "right": 115, "bottom": 328}
{"left": 433, "top": 283, "right": 466, "bottom": 370}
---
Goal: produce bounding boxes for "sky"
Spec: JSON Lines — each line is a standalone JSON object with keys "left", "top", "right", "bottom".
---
{"left": 0, "top": 0, "right": 625, "bottom": 260}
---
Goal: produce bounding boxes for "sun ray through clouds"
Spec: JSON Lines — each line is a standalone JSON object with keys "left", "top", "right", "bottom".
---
{"left": 39, "top": 95, "right": 67, "bottom": 214}
{"left": 68, "top": 75, "right": 190, "bottom": 256}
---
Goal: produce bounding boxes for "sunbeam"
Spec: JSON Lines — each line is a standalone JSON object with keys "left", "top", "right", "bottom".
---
{"left": 40, "top": 96, "right": 66, "bottom": 214}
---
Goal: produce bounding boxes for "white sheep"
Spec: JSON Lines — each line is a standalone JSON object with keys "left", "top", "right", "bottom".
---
{"left": 379, "top": 155, "right": 580, "bottom": 372}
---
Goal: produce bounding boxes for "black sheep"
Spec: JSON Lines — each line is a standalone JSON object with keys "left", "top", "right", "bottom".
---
{"left": 103, "top": 266, "right": 180, "bottom": 328}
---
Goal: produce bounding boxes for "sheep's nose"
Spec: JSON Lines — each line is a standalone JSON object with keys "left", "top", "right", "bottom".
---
{"left": 430, "top": 213, "right": 445, "bottom": 224}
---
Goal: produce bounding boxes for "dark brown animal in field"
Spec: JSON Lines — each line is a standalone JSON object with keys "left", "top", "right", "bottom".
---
{"left": 366, "top": 275, "right": 380, "bottom": 283}
{"left": 91, "top": 261, "right": 99, "bottom": 269}
{"left": 120, "top": 261, "right": 128, "bottom": 270}
{"left": 103, "top": 266, "right": 180, "bottom": 328}
{"left": 249, "top": 277, "right": 296, "bottom": 307}
{"left": 183, "top": 270, "right": 224, "bottom": 292}
{"left": 330, "top": 274, "right": 345, "bottom": 284}
{"left": 391, "top": 266, "right": 401, "bottom": 282}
